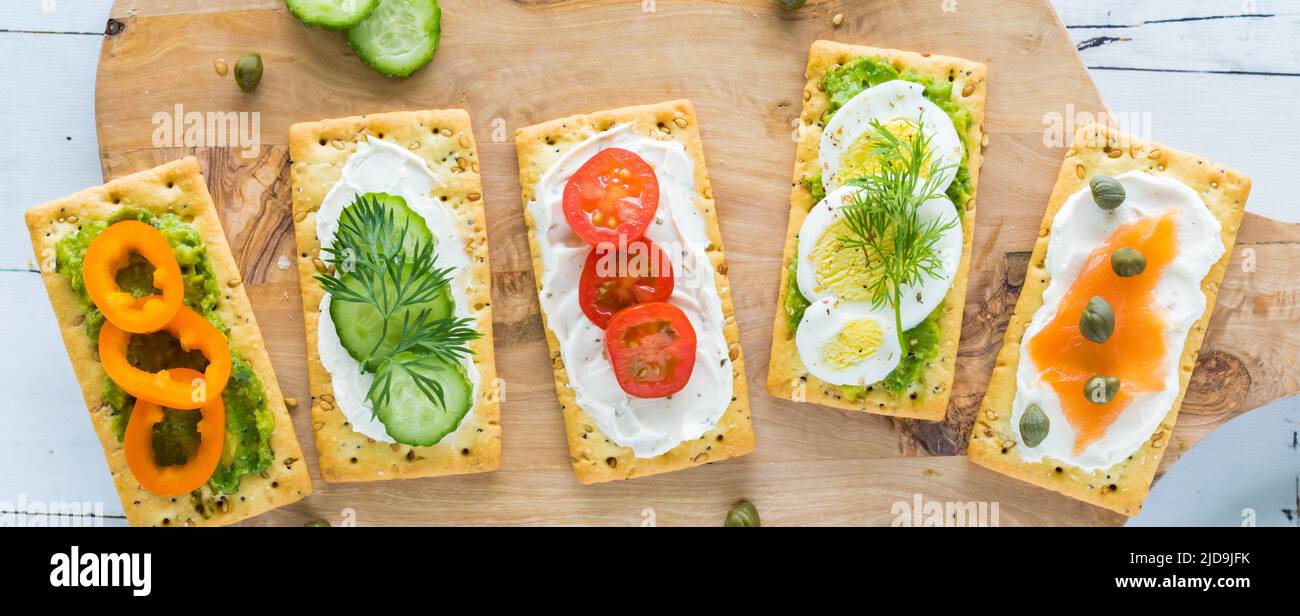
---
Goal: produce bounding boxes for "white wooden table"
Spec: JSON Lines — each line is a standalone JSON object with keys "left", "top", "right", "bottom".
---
{"left": 2, "top": 0, "right": 1296, "bottom": 526}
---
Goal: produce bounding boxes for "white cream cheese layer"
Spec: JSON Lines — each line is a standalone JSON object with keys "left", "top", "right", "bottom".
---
{"left": 315, "top": 137, "right": 481, "bottom": 444}
{"left": 1011, "top": 171, "right": 1222, "bottom": 471}
{"left": 526, "top": 124, "right": 733, "bottom": 458}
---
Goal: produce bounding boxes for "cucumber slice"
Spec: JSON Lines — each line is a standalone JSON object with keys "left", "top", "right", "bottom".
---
{"left": 371, "top": 353, "right": 472, "bottom": 446}
{"left": 346, "top": 0, "right": 441, "bottom": 78}
{"left": 330, "top": 270, "right": 454, "bottom": 371}
{"left": 285, "top": 0, "right": 379, "bottom": 30}
{"left": 341, "top": 192, "right": 433, "bottom": 258}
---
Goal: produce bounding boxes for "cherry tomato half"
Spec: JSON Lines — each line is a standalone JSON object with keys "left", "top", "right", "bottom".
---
{"left": 562, "top": 147, "right": 659, "bottom": 246}
{"left": 579, "top": 238, "right": 675, "bottom": 329}
{"left": 603, "top": 302, "right": 697, "bottom": 398}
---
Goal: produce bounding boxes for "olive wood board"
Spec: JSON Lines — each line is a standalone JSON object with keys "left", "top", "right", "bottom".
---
{"left": 92, "top": 0, "right": 1300, "bottom": 526}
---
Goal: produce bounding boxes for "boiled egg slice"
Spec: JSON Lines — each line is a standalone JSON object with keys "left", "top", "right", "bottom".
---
{"left": 796, "top": 298, "right": 901, "bottom": 387}
{"left": 819, "top": 79, "right": 963, "bottom": 195}
{"left": 796, "top": 185, "right": 962, "bottom": 331}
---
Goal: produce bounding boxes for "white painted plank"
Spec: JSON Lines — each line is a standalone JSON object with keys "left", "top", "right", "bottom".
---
{"left": 2, "top": 0, "right": 113, "bottom": 33}
{"left": 1054, "top": 0, "right": 1300, "bottom": 74}
{"left": 1070, "top": 18, "right": 1300, "bottom": 75}
{"left": 0, "top": 31, "right": 104, "bottom": 270}
{"left": 1052, "top": 0, "right": 1297, "bottom": 25}
{"left": 1130, "top": 395, "right": 1300, "bottom": 527}
{"left": 1087, "top": 68, "right": 1299, "bottom": 221}
{"left": 0, "top": 272, "right": 123, "bottom": 515}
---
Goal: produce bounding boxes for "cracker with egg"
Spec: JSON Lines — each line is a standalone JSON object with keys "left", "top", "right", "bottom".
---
{"left": 515, "top": 99, "right": 755, "bottom": 484}
{"left": 766, "top": 40, "right": 987, "bottom": 420}
{"left": 25, "top": 157, "right": 311, "bottom": 526}
{"left": 289, "top": 109, "right": 501, "bottom": 482}
{"left": 967, "top": 123, "right": 1250, "bottom": 515}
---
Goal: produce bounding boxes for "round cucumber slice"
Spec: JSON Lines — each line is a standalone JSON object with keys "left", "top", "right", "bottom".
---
{"left": 345, "top": 0, "right": 441, "bottom": 78}
{"left": 285, "top": 0, "right": 380, "bottom": 30}
{"left": 341, "top": 192, "right": 433, "bottom": 258}
{"left": 329, "top": 269, "right": 454, "bottom": 371}
{"left": 371, "top": 353, "right": 472, "bottom": 446}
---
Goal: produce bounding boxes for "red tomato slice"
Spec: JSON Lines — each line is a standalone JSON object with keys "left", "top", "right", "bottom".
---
{"left": 579, "top": 238, "right": 675, "bottom": 329}
{"left": 562, "top": 147, "right": 659, "bottom": 245}
{"left": 604, "top": 302, "right": 697, "bottom": 398}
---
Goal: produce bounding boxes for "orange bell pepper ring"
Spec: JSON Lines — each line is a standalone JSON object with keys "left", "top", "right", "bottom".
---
{"left": 83, "top": 220, "right": 184, "bottom": 333}
{"left": 123, "top": 368, "right": 226, "bottom": 497}
{"left": 99, "top": 306, "right": 232, "bottom": 409}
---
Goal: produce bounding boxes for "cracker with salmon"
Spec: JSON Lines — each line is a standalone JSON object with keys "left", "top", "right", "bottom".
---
{"left": 967, "top": 123, "right": 1250, "bottom": 515}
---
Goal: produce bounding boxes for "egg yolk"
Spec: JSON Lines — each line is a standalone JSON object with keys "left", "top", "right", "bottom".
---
{"left": 811, "top": 218, "right": 886, "bottom": 301}
{"left": 1026, "top": 210, "right": 1179, "bottom": 454}
{"left": 839, "top": 118, "right": 926, "bottom": 180}
{"left": 821, "top": 318, "right": 885, "bottom": 369}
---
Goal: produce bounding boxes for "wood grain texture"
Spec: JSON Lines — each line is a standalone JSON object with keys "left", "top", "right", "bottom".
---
{"left": 89, "top": 0, "right": 1300, "bottom": 525}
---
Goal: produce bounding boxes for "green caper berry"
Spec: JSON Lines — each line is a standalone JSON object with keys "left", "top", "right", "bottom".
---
{"left": 234, "top": 53, "right": 263, "bottom": 93}
{"left": 1111, "top": 247, "right": 1147, "bottom": 277}
{"left": 1084, "top": 375, "right": 1120, "bottom": 405}
{"left": 775, "top": 0, "right": 807, "bottom": 9}
{"left": 724, "top": 500, "right": 761, "bottom": 527}
{"left": 1019, "top": 403, "right": 1050, "bottom": 448}
{"left": 303, "top": 519, "right": 331, "bottom": 527}
{"left": 1079, "top": 295, "right": 1115, "bottom": 343}
{"left": 1089, "top": 175, "right": 1126, "bottom": 210}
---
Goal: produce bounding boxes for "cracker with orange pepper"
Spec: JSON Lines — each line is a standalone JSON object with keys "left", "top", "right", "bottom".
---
{"left": 26, "top": 157, "right": 310, "bottom": 526}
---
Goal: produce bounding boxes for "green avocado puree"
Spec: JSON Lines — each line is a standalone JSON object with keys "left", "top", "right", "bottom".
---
{"left": 55, "top": 207, "right": 274, "bottom": 495}
{"left": 786, "top": 56, "right": 973, "bottom": 396}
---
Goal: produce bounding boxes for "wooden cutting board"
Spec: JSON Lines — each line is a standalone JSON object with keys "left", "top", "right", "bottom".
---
{"left": 95, "top": 0, "right": 1300, "bottom": 526}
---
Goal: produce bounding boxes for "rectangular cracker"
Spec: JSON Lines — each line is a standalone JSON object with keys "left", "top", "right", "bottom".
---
{"left": 515, "top": 99, "right": 755, "bottom": 484}
{"left": 25, "top": 157, "right": 311, "bottom": 526}
{"left": 766, "top": 40, "right": 988, "bottom": 420}
{"left": 967, "top": 123, "right": 1250, "bottom": 516}
{"left": 289, "top": 109, "right": 501, "bottom": 482}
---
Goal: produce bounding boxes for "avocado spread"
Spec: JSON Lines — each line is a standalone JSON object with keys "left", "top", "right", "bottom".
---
{"left": 55, "top": 207, "right": 274, "bottom": 495}
{"left": 787, "top": 56, "right": 973, "bottom": 396}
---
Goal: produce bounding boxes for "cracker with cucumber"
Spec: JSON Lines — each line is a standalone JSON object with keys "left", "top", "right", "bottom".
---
{"left": 766, "top": 40, "right": 987, "bottom": 421}
{"left": 26, "top": 157, "right": 311, "bottom": 526}
{"left": 968, "top": 123, "right": 1250, "bottom": 515}
{"left": 515, "top": 99, "right": 755, "bottom": 484}
{"left": 290, "top": 109, "right": 501, "bottom": 482}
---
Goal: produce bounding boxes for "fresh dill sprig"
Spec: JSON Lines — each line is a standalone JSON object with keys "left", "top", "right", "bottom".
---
{"left": 315, "top": 193, "right": 481, "bottom": 411}
{"left": 837, "top": 117, "right": 959, "bottom": 350}
{"left": 366, "top": 312, "right": 480, "bottom": 414}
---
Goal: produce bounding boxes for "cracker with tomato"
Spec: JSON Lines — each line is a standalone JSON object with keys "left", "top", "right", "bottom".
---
{"left": 515, "top": 100, "right": 755, "bottom": 484}
{"left": 25, "top": 158, "right": 310, "bottom": 526}
{"left": 289, "top": 109, "right": 502, "bottom": 482}
{"left": 968, "top": 123, "right": 1250, "bottom": 516}
{"left": 766, "top": 40, "right": 988, "bottom": 420}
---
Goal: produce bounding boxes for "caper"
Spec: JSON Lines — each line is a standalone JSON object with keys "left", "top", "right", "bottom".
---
{"left": 775, "top": 0, "right": 807, "bottom": 9}
{"left": 1079, "top": 295, "right": 1115, "bottom": 343}
{"left": 1089, "top": 175, "right": 1126, "bottom": 210}
{"left": 303, "top": 518, "right": 331, "bottom": 527}
{"left": 1110, "top": 247, "right": 1147, "bottom": 277}
{"left": 724, "top": 500, "right": 761, "bottom": 527}
{"left": 1019, "top": 403, "right": 1050, "bottom": 448}
{"left": 234, "top": 53, "right": 263, "bottom": 93}
{"left": 1084, "top": 375, "right": 1120, "bottom": 405}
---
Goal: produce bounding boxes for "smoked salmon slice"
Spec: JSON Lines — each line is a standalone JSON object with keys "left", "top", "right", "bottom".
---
{"left": 1027, "top": 210, "right": 1179, "bottom": 453}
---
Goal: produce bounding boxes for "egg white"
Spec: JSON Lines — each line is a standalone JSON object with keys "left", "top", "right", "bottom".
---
{"left": 796, "top": 297, "right": 901, "bottom": 387}
{"left": 796, "top": 185, "right": 962, "bottom": 332}
{"left": 818, "top": 79, "right": 963, "bottom": 195}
